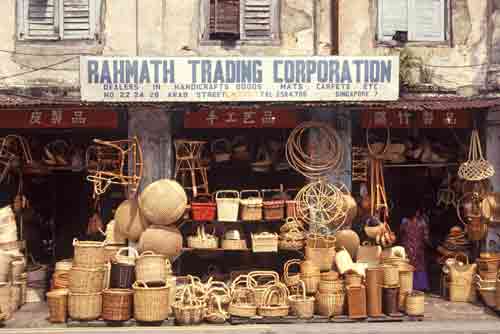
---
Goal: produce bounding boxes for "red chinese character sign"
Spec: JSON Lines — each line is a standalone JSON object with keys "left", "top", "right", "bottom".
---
{"left": 184, "top": 109, "right": 298, "bottom": 128}
{"left": 0, "top": 109, "right": 118, "bottom": 129}
{"left": 361, "top": 110, "right": 471, "bottom": 128}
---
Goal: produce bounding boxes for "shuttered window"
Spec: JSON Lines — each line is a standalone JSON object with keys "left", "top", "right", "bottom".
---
{"left": 18, "top": 0, "right": 100, "bottom": 40}
{"left": 378, "top": 0, "right": 447, "bottom": 42}
{"left": 201, "top": 0, "right": 279, "bottom": 43}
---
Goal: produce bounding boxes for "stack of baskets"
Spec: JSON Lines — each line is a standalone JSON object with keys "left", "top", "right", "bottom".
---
{"left": 315, "top": 271, "right": 346, "bottom": 317}
{"left": 52, "top": 259, "right": 72, "bottom": 290}
{"left": 66, "top": 239, "right": 106, "bottom": 322}
{"left": 134, "top": 251, "right": 173, "bottom": 322}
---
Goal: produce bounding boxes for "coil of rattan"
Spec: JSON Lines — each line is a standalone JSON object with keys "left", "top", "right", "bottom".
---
{"left": 286, "top": 122, "right": 344, "bottom": 179}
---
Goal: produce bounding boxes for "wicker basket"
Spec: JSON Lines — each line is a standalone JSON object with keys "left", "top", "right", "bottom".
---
{"left": 258, "top": 283, "right": 290, "bottom": 317}
{"left": 279, "top": 227, "right": 305, "bottom": 251}
{"left": 110, "top": 262, "right": 135, "bottom": 289}
{"left": 114, "top": 247, "right": 139, "bottom": 265}
{"left": 228, "top": 287, "right": 257, "bottom": 317}
{"left": 135, "top": 251, "right": 169, "bottom": 283}
{"left": 172, "top": 287, "right": 205, "bottom": 325}
{"left": 221, "top": 239, "right": 247, "bottom": 250}
{"left": 133, "top": 280, "right": 170, "bottom": 322}
{"left": 406, "top": 291, "right": 424, "bottom": 316}
{"left": 315, "top": 291, "right": 345, "bottom": 316}
{"left": 11, "top": 259, "right": 25, "bottom": 281}
{"left": 47, "top": 289, "right": 69, "bottom": 323}
{"left": 53, "top": 272, "right": 70, "bottom": 290}
{"left": 305, "top": 235, "right": 336, "bottom": 272}
{"left": 191, "top": 195, "right": 217, "bottom": 221}
{"left": 478, "top": 287, "right": 496, "bottom": 308}
{"left": 216, "top": 190, "right": 240, "bottom": 222}
{"left": 240, "top": 190, "right": 263, "bottom": 221}
{"left": 476, "top": 257, "right": 499, "bottom": 273}
{"left": 283, "top": 259, "right": 301, "bottom": 287}
{"left": 345, "top": 271, "right": 363, "bottom": 287}
{"left": 399, "top": 265, "right": 415, "bottom": 293}
{"left": 248, "top": 271, "right": 280, "bottom": 307}
{"left": 102, "top": 289, "right": 133, "bottom": 321}
{"left": 449, "top": 282, "right": 474, "bottom": 302}
{"left": 55, "top": 259, "right": 73, "bottom": 272}
{"left": 68, "top": 292, "right": 102, "bottom": 321}
{"left": 288, "top": 280, "right": 314, "bottom": 319}
{"left": 72, "top": 239, "right": 105, "bottom": 268}
{"left": 187, "top": 225, "right": 218, "bottom": 249}
{"left": 251, "top": 232, "right": 278, "bottom": 252}
{"left": 103, "top": 245, "right": 123, "bottom": 264}
{"left": 263, "top": 200, "right": 285, "bottom": 221}
{"left": 381, "top": 264, "right": 399, "bottom": 287}
{"left": 69, "top": 267, "right": 105, "bottom": 293}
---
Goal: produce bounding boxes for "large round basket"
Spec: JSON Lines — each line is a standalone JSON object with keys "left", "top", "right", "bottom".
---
{"left": 72, "top": 239, "right": 105, "bottom": 268}
{"left": 102, "top": 289, "right": 133, "bottom": 321}
{"left": 68, "top": 292, "right": 102, "bottom": 321}
{"left": 135, "top": 251, "right": 170, "bottom": 283}
{"left": 69, "top": 267, "right": 105, "bottom": 293}
{"left": 139, "top": 179, "right": 187, "bottom": 226}
{"left": 133, "top": 280, "right": 170, "bottom": 322}
{"left": 47, "top": 289, "right": 69, "bottom": 323}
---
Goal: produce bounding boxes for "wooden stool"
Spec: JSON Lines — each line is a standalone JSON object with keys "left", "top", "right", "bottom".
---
{"left": 174, "top": 140, "right": 209, "bottom": 198}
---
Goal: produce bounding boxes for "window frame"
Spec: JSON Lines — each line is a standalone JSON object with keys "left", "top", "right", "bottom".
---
{"left": 199, "top": 0, "right": 281, "bottom": 46}
{"left": 375, "top": 0, "right": 452, "bottom": 48}
{"left": 17, "top": 0, "right": 102, "bottom": 41}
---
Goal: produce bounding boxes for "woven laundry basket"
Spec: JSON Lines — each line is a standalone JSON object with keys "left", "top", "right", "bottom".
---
{"left": 72, "top": 239, "right": 105, "bottom": 269}
{"left": 139, "top": 179, "right": 187, "bottom": 226}
{"left": 133, "top": 280, "right": 170, "bottom": 322}
{"left": 68, "top": 292, "right": 102, "bottom": 321}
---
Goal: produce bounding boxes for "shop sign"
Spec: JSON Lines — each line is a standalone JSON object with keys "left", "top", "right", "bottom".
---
{"left": 184, "top": 108, "right": 298, "bottom": 128}
{"left": 0, "top": 109, "right": 118, "bottom": 129}
{"left": 80, "top": 56, "right": 399, "bottom": 102}
{"left": 361, "top": 110, "right": 471, "bottom": 128}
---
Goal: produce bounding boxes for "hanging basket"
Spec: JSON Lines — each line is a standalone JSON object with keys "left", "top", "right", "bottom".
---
{"left": 458, "top": 130, "right": 495, "bottom": 181}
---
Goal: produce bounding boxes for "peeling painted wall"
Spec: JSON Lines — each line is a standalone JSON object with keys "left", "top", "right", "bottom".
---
{"left": 0, "top": 0, "right": 330, "bottom": 89}
{"left": 338, "top": 0, "right": 499, "bottom": 91}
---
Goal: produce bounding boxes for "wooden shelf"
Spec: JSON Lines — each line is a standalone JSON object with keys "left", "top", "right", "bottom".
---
{"left": 23, "top": 165, "right": 86, "bottom": 175}
{"left": 182, "top": 247, "right": 251, "bottom": 252}
{"left": 384, "top": 163, "right": 459, "bottom": 168}
{"left": 184, "top": 219, "right": 285, "bottom": 224}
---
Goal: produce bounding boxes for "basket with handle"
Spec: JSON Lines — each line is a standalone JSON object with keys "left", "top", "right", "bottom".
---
{"left": 288, "top": 280, "right": 314, "bottom": 319}
{"left": 187, "top": 225, "right": 219, "bottom": 249}
{"left": 133, "top": 280, "right": 170, "bottom": 322}
{"left": 251, "top": 232, "right": 278, "bottom": 252}
{"left": 135, "top": 251, "right": 169, "bottom": 283}
{"left": 191, "top": 194, "right": 217, "bottom": 221}
{"left": 68, "top": 292, "right": 102, "bottom": 321}
{"left": 72, "top": 239, "right": 105, "bottom": 269}
{"left": 240, "top": 190, "right": 263, "bottom": 221}
{"left": 247, "top": 271, "right": 280, "bottom": 307}
{"left": 205, "top": 283, "right": 231, "bottom": 324}
{"left": 69, "top": 266, "right": 105, "bottom": 293}
{"left": 315, "top": 290, "right": 345, "bottom": 317}
{"left": 46, "top": 289, "right": 69, "bottom": 323}
{"left": 258, "top": 282, "right": 290, "bottom": 317}
{"left": 228, "top": 285, "right": 257, "bottom": 317}
{"left": 172, "top": 286, "right": 205, "bottom": 325}
{"left": 458, "top": 129, "right": 495, "bottom": 181}
{"left": 283, "top": 259, "right": 301, "bottom": 287}
{"left": 114, "top": 247, "right": 139, "bottom": 266}
{"left": 216, "top": 190, "right": 240, "bottom": 222}
{"left": 103, "top": 244, "right": 124, "bottom": 264}
{"left": 262, "top": 189, "right": 285, "bottom": 221}
{"left": 279, "top": 226, "right": 305, "bottom": 251}
{"left": 102, "top": 288, "right": 133, "bottom": 321}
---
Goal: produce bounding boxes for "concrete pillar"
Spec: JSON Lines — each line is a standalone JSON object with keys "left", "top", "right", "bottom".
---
{"left": 128, "top": 107, "right": 174, "bottom": 192}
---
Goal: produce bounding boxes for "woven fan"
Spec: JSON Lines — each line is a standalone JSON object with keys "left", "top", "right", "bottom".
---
{"left": 458, "top": 130, "right": 495, "bottom": 181}
{"left": 86, "top": 136, "right": 143, "bottom": 197}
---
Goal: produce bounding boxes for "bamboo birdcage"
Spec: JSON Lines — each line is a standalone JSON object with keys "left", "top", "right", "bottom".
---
{"left": 86, "top": 136, "right": 143, "bottom": 197}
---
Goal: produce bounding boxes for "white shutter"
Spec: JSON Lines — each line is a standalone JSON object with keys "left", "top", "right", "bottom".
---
{"left": 241, "top": 0, "right": 273, "bottom": 40}
{"left": 408, "top": 0, "right": 445, "bottom": 41}
{"left": 378, "top": 0, "right": 408, "bottom": 41}
{"left": 25, "top": 0, "right": 59, "bottom": 40}
{"left": 62, "top": 0, "right": 91, "bottom": 39}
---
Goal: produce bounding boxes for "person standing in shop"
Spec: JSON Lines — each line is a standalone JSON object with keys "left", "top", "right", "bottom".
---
{"left": 400, "top": 206, "right": 431, "bottom": 291}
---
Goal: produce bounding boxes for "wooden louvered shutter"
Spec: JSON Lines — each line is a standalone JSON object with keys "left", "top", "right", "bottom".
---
{"left": 210, "top": 0, "right": 240, "bottom": 37}
{"left": 61, "top": 0, "right": 92, "bottom": 39}
{"left": 241, "top": 0, "right": 279, "bottom": 40}
{"left": 25, "top": 0, "right": 59, "bottom": 39}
